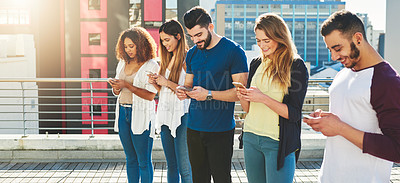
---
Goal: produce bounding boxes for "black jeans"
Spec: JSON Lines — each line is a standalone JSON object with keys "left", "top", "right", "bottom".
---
{"left": 187, "top": 128, "right": 234, "bottom": 183}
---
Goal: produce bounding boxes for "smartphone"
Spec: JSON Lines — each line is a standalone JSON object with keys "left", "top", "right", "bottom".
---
{"left": 232, "top": 82, "right": 246, "bottom": 89}
{"left": 303, "top": 114, "right": 318, "bottom": 119}
{"left": 177, "top": 85, "right": 193, "bottom": 92}
{"left": 145, "top": 71, "right": 156, "bottom": 75}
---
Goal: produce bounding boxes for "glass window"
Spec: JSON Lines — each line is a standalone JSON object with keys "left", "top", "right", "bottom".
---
{"left": 246, "top": 21, "right": 255, "bottom": 30}
{"left": 88, "top": 0, "right": 101, "bottom": 10}
{"left": 93, "top": 104, "right": 102, "bottom": 116}
{"left": 166, "top": 0, "right": 177, "bottom": 21}
{"left": 0, "top": 10, "right": 7, "bottom": 24}
{"left": 7, "top": 9, "right": 18, "bottom": 24}
{"left": 89, "top": 33, "right": 101, "bottom": 45}
{"left": 0, "top": 9, "right": 30, "bottom": 25}
{"left": 144, "top": 21, "right": 162, "bottom": 27}
{"left": 89, "top": 69, "right": 101, "bottom": 78}
{"left": 19, "top": 10, "right": 29, "bottom": 24}
{"left": 129, "top": 2, "right": 141, "bottom": 27}
{"left": 225, "top": 22, "right": 232, "bottom": 29}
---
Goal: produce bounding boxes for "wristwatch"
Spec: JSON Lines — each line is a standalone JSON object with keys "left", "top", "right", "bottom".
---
{"left": 206, "top": 90, "right": 213, "bottom": 101}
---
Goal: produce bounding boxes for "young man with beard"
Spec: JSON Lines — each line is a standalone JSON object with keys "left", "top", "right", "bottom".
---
{"left": 176, "top": 6, "right": 248, "bottom": 183}
{"left": 303, "top": 10, "right": 400, "bottom": 182}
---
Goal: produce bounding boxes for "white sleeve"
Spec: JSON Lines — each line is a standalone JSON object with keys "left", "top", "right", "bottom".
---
{"left": 144, "top": 61, "right": 159, "bottom": 94}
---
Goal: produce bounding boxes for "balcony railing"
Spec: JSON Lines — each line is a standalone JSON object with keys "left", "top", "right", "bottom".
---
{"left": 0, "top": 78, "right": 332, "bottom": 136}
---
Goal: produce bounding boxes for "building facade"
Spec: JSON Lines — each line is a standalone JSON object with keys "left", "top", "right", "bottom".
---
{"left": 215, "top": 0, "right": 345, "bottom": 66}
{"left": 0, "top": 0, "right": 199, "bottom": 134}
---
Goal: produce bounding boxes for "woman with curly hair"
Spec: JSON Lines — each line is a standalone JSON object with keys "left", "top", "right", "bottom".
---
{"left": 108, "top": 27, "right": 159, "bottom": 183}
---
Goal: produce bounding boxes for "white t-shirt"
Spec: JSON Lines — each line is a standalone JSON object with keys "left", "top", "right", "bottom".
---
{"left": 319, "top": 64, "right": 394, "bottom": 183}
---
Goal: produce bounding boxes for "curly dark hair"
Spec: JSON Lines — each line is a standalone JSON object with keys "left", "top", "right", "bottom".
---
{"left": 115, "top": 27, "right": 157, "bottom": 63}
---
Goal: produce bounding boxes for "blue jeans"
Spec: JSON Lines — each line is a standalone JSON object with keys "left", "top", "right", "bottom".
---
{"left": 118, "top": 105, "right": 153, "bottom": 183}
{"left": 243, "top": 132, "right": 295, "bottom": 183}
{"left": 160, "top": 113, "right": 193, "bottom": 183}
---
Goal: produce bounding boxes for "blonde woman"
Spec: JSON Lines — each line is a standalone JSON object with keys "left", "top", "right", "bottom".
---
{"left": 108, "top": 27, "right": 159, "bottom": 183}
{"left": 148, "top": 19, "right": 192, "bottom": 183}
{"left": 237, "top": 13, "right": 309, "bottom": 182}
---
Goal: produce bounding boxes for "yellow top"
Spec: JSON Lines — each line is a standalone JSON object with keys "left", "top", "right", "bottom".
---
{"left": 243, "top": 58, "right": 284, "bottom": 141}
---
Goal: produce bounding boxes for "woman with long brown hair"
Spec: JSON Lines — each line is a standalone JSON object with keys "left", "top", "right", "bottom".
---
{"left": 108, "top": 27, "right": 159, "bottom": 183}
{"left": 236, "top": 13, "right": 308, "bottom": 182}
{"left": 148, "top": 19, "right": 192, "bottom": 183}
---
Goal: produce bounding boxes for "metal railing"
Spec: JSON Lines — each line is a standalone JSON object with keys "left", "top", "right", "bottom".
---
{"left": 0, "top": 78, "right": 332, "bottom": 135}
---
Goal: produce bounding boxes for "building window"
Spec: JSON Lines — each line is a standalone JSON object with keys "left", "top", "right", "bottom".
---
{"left": 88, "top": 68, "right": 103, "bottom": 117}
{"left": 0, "top": 10, "right": 7, "bottom": 24}
{"left": 0, "top": 9, "right": 30, "bottom": 25}
{"left": 129, "top": 0, "right": 141, "bottom": 27}
{"left": 88, "top": 0, "right": 101, "bottom": 10}
{"left": 89, "top": 69, "right": 101, "bottom": 78}
{"left": 92, "top": 104, "right": 102, "bottom": 116}
{"left": 19, "top": 10, "right": 29, "bottom": 24}
{"left": 89, "top": 33, "right": 101, "bottom": 45}
{"left": 144, "top": 21, "right": 163, "bottom": 27}
{"left": 166, "top": 0, "right": 177, "bottom": 21}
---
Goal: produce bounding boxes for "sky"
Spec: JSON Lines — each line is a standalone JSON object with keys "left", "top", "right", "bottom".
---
{"left": 345, "top": 0, "right": 386, "bottom": 31}
{"left": 199, "top": 0, "right": 387, "bottom": 32}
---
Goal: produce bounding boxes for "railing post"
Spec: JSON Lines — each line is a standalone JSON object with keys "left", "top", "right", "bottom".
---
{"left": 21, "top": 82, "right": 27, "bottom": 137}
{"left": 90, "top": 82, "right": 94, "bottom": 137}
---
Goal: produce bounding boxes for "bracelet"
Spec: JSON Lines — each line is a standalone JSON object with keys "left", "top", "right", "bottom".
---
{"left": 115, "top": 88, "right": 121, "bottom": 92}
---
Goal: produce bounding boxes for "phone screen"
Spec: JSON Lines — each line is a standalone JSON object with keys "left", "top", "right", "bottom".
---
{"left": 145, "top": 71, "right": 155, "bottom": 75}
{"left": 177, "top": 86, "right": 192, "bottom": 91}
{"left": 232, "top": 82, "right": 245, "bottom": 89}
{"left": 303, "top": 114, "right": 317, "bottom": 119}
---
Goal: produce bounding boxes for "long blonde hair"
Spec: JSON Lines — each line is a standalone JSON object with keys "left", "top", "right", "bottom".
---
{"left": 158, "top": 20, "right": 188, "bottom": 88}
{"left": 255, "top": 13, "right": 298, "bottom": 94}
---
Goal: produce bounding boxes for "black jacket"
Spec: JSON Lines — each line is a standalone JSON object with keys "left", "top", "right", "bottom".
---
{"left": 246, "top": 57, "right": 309, "bottom": 170}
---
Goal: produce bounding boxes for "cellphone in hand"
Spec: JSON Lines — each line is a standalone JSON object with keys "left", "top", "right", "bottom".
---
{"left": 232, "top": 82, "right": 246, "bottom": 89}
{"left": 177, "top": 85, "right": 193, "bottom": 92}
{"left": 303, "top": 114, "right": 318, "bottom": 119}
{"left": 145, "top": 71, "right": 156, "bottom": 75}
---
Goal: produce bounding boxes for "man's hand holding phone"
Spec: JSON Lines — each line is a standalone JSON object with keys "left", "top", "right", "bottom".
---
{"left": 303, "top": 114, "right": 319, "bottom": 119}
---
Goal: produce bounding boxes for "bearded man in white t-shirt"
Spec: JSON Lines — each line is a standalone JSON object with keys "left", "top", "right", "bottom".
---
{"left": 304, "top": 10, "right": 400, "bottom": 183}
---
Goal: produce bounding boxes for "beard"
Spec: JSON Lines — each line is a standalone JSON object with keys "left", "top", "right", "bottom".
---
{"left": 349, "top": 42, "right": 360, "bottom": 59}
{"left": 345, "top": 42, "right": 360, "bottom": 69}
{"left": 196, "top": 30, "right": 212, "bottom": 50}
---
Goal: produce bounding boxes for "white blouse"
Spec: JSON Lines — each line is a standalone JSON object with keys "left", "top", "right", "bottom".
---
{"left": 113, "top": 59, "right": 159, "bottom": 138}
{"left": 155, "top": 69, "right": 190, "bottom": 137}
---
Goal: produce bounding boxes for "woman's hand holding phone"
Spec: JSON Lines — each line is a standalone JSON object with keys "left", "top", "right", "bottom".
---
{"left": 176, "top": 85, "right": 193, "bottom": 92}
{"left": 108, "top": 78, "right": 122, "bottom": 92}
{"left": 233, "top": 82, "right": 247, "bottom": 100}
{"left": 146, "top": 71, "right": 158, "bottom": 84}
{"left": 232, "top": 82, "right": 246, "bottom": 89}
{"left": 176, "top": 86, "right": 191, "bottom": 100}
